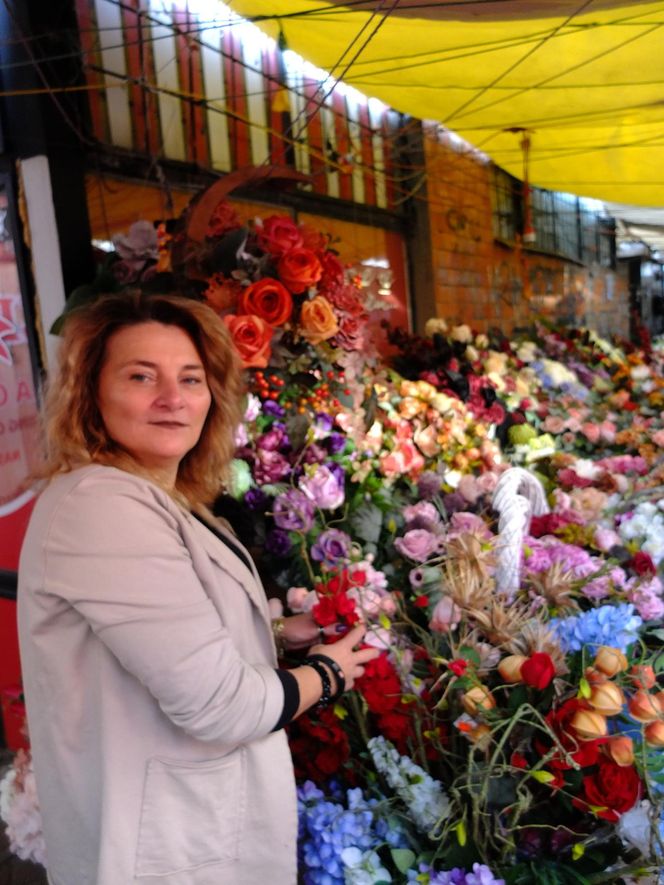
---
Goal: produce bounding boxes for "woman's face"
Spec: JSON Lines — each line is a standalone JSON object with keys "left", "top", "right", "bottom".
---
{"left": 97, "top": 322, "right": 212, "bottom": 486}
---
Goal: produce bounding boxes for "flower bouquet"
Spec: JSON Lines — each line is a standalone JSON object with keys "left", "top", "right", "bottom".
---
{"left": 6, "top": 185, "right": 664, "bottom": 884}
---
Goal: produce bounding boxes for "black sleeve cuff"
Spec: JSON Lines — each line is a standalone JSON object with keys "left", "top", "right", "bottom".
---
{"left": 271, "top": 668, "right": 300, "bottom": 731}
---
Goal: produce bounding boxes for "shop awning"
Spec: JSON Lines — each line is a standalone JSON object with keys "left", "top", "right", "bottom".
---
{"left": 228, "top": 1, "right": 664, "bottom": 207}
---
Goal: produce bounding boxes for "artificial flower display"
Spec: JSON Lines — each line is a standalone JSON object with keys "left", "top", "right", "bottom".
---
{"left": 5, "top": 196, "right": 664, "bottom": 884}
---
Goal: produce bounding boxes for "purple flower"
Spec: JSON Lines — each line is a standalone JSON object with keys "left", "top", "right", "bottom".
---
{"left": 265, "top": 529, "right": 292, "bottom": 557}
{"left": 244, "top": 488, "right": 270, "bottom": 511}
{"left": 327, "top": 432, "right": 347, "bottom": 455}
{"left": 418, "top": 471, "right": 443, "bottom": 499}
{"left": 299, "top": 465, "right": 345, "bottom": 510}
{"left": 273, "top": 489, "right": 315, "bottom": 532}
{"left": 302, "top": 443, "right": 328, "bottom": 465}
{"left": 314, "top": 412, "right": 334, "bottom": 433}
{"left": 442, "top": 491, "right": 467, "bottom": 514}
{"left": 263, "top": 400, "right": 286, "bottom": 418}
{"left": 327, "top": 462, "right": 346, "bottom": 487}
{"left": 253, "top": 450, "right": 291, "bottom": 485}
{"left": 311, "top": 529, "right": 352, "bottom": 565}
{"left": 257, "top": 427, "right": 290, "bottom": 452}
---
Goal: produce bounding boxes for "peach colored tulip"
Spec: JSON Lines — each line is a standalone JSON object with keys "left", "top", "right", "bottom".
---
{"left": 629, "top": 665, "right": 656, "bottom": 690}
{"left": 627, "top": 690, "right": 662, "bottom": 723}
{"left": 570, "top": 709, "right": 608, "bottom": 741}
{"left": 644, "top": 720, "right": 664, "bottom": 747}
{"left": 593, "top": 646, "right": 628, "bottom": 677}
{"left": 498, "top": 655, "right": 527, "bottom": 684}
{"left": 588, "top": 682, "right": 625, "bottom": 716}
{"left": 606, "top": 736, "right": 634, "bottom": 767}
{"left": 461, "top": 685, "right": 496, "bottom": 716}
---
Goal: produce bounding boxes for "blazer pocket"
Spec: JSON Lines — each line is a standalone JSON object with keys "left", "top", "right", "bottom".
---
{"left": 135, "top": 750, "right": 246, "bottom": 878}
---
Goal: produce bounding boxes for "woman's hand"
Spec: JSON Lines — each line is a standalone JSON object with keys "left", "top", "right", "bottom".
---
{"left": 278, "top": 612, "right": 340, "bottom": 651}
{"left": 290, "top": 623, "right": 381, "bottom": 717}
{"left": 307, "top": 623, "right": 380, "bottom": 693}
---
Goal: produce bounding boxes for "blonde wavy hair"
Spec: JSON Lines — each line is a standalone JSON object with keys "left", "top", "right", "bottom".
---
{"left": 41, "top": 290, "right": 245, "bottom": 506}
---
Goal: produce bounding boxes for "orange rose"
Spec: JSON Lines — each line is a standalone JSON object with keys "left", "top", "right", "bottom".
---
{"left": 237, "top": 278, "right": 293, "bottom": 327}
{"left": 278, "top": 248, "right": 323, "bottom": 294}
{"left": 299, "top": 295, "right": 339, "bottom": 344}
{"left": 223, "top": 314, "right": 273, "bottom": 369}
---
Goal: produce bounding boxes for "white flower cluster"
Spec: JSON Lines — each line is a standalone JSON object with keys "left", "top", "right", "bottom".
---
{"left": 619, "top": 500, "right": 664, "bottom": 565}
{"left": 0, "top": 754, "right": 46, "bottom": 866}
{"left": 540, "top": 358, "right": 580, "bottom": 387}
{"left": 367, "top": 736, "right": 451, "bottom": 833}
{"left": 341, "top": 847, "right": 392, "bottom": 884}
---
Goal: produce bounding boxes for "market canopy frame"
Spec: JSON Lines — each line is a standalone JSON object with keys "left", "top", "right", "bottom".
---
{"left": 228, "top": 0, "right": 664, "bottom": 207}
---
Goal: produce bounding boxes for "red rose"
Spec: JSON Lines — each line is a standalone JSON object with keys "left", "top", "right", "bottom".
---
{"left": 628, "top": 551, "right": 657, "bottom": 577}
{"left": 206, "top": 200, "right": 242, "bottom": 238}
{"left": 317, "top": 251, "right": 346, "bottom": 293}
{"left": 521, "top": 652, "right": 556, "bottom": 690}
{"left": 574, "top": 756, "right": 641, "bottom": 822}
{"left": 541, "top": 698, "right": 604, "bottom": 770}
{"left": 237, "top": 278, "right": 293, "bottom": 326}
{"left": 277, "top": 248, "right": 323, "bottom": 294}
{"left": 326, "top": 284, "right": 365, "bottom": 317}
{"left": 223, "top": 314, "right": 273, "bottom": 369}
{"left": 256, "top": 215, "right": 303, "bottom": 257}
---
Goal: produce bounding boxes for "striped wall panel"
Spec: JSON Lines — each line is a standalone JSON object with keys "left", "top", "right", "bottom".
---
{"left": 74, "top": 0, "right": 400, "bottom": 210}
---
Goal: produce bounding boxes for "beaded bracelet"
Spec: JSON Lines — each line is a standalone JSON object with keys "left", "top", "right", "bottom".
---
{"left": 305, "top": 653, "right": 346, "bottom": 701}
{"left": 305, "top": 658, "right": 333, "bottom": 708}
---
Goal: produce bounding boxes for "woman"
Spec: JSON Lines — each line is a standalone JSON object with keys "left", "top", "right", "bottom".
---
{"left": 18, "top": 291, "right": 378, "bottom": 885}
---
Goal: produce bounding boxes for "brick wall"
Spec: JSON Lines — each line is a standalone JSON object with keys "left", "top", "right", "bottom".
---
{"left": 424, "top": 129, "right": 630, "bottom": 339}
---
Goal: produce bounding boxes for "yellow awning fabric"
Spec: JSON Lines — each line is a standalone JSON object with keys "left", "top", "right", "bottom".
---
{"left": 228, "top": 1, "right": 664, "bottom": 207}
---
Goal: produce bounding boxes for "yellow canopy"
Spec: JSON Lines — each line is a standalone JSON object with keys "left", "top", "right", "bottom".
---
{"left": 228, "top": 1, "right": 664, "bottom": 207}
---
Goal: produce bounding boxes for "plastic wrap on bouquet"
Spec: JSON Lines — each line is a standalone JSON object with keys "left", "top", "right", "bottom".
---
{"left": 492, "top": 467, "right": 549, "bottom": 599}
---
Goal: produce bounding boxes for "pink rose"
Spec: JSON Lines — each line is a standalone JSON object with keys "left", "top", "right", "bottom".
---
{"left": 287, "top": 586, "right": 317, "bottom": 613}
{"left": 594, "top": 527, "right": 622, "bottom": 551}
{"left": 430, "top": 597, "right": 462, "bottom": 633}
{"left": 379, "top": 440, "right": 425, "bottom": 479}
{"left": 542, "top": 415, "right": 566, "bottom": 434}
{"left": 599, "top": 420, "right": 616, "bottom": 443}
{"left": 581, "top": 422, "right": 601, "bottom": 444}
{"left": 394, "top": 529, "right": 439, "bottom": 562}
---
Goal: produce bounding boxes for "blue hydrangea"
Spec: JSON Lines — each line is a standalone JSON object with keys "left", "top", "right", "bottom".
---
{"left": 548, "top": 603, "right": 643, "bottom": 654}
{"left": 297, "top": 781, "right": 403, "bottom": 885}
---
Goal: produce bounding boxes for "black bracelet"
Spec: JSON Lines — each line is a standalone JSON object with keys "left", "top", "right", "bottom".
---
{"left": 305, "top": 658, "right": 332, "bottom": 708}
{"left": 305, "top": 653, "right": 346, "bottom": 701}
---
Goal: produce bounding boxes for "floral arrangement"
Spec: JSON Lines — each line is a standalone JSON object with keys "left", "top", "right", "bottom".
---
{"left": 5, "top": 191, "right": 664, "bottom": 883}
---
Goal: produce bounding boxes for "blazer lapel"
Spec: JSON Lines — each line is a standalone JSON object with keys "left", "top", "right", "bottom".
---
{"left": 186, "top": 510, "right": 270, "bottom": 622}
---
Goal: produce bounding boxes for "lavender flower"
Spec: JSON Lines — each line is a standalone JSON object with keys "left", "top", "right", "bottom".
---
{"left": 311, "top": 529, "right": 352, "bottom": 566}
{"left": 273, "top": 489, "right": 315, "bottom": 532}
{"left": 412, "top": 864, "right": 505, "bottom": 885}
{"left": 300, "top": 465, "right": 345, "bottom": 510}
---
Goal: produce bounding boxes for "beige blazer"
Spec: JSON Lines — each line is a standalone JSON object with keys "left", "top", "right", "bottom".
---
{"left": 18, "top": 465, "right": 297, "bottom": 885}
